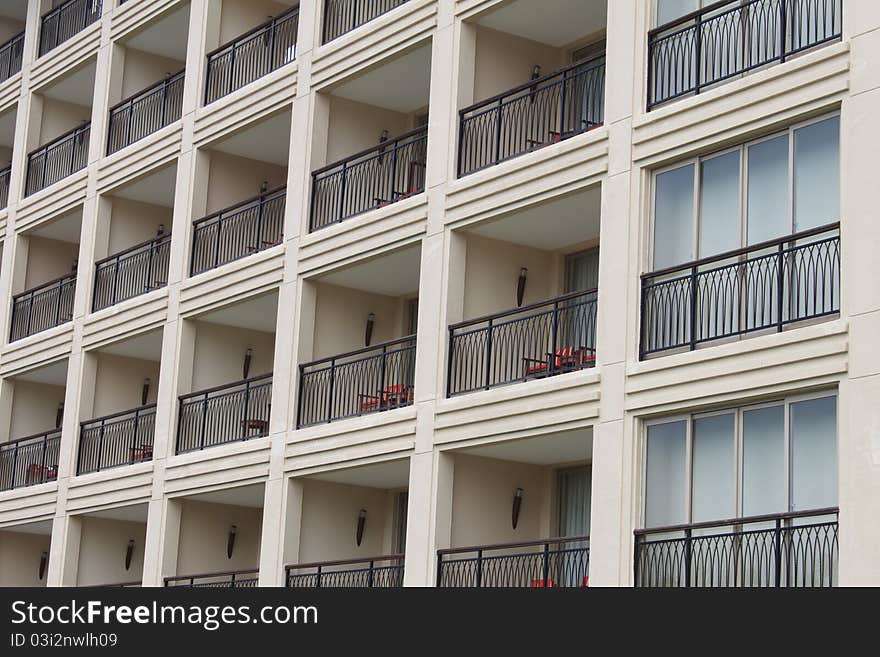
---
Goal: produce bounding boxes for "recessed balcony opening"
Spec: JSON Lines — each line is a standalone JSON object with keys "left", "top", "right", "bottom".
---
{"left": 38, "top": 0, "right": 103, "bottom": 59}
{"left": 0, "top": 1, "right": 26, "bottom": 84}
{"left": 72, "top": 504, "right": 148, "bottom": 587}
{"left": 204, "top": 0, "right": 299, "bottom": 104}
{"left": 0, "top": 360, "right": 67, "bottom": 491}
{"left": 26, "top": 58, "right": 95, "bottom": 195}
{"left": 458, "top": 0, "right": 607, "bottom": 176}
{"left": 165, "top": 484, "right": 264, "bottom": 587}
{"left": 92, "top": 165, "right": 176, "bottom": 312}
{"left": 106, "top": 4, "right": 190, "bottom": 155}
{"left": 177, "top": 292, "right": 277, "bottom": 454}
{"left": 0, "top": 520, "right": 53, "bottom": 587}
{"left": 76, "top": 330, "right": 163, "bottom": 476}
{"left": 321, "top": 0, "right": 409, "bottom": 44}
{"left": 297, "top": 245, "right": 421, "bottom": 427}
{"left": 0, "top": 106, "right": 15, "bottom": 209}
{"left": 310, "top": 42, "right": 431, "bottom": 231}
{"left": 286, "top": 459, "right": 410, "bottom": 588}
{"left": 191, "top": 109, "right": 291, "bottom": 275}
{"left": 448, "top": 186, "right": 601, "bottom": 396}
{"left": 438, "top": 428, "right": 592, "bottom": 588}
{"left": 10, "top": 208, "right": 82, "bottom": 341}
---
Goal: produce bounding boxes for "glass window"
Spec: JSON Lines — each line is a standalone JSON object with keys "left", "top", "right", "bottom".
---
{"left": 558, "top": 468, "right": 591, "bottom": 537}
{"left": 654, "top": 165, "right": 695, "bottom": 269}
{"left": 657, "top": 0, "right": 698, "bottom": 25}
{"left": 742, "top": 405, "right": 785, "bottom": 516}
{"left": 645, "top": 421, "right": 687, "bottom": 527}
{"left": 794, "top": 116, "right": 840, "bottom": 231}
{"left": 747, "top": 135, "right": 790, "bottom": 244}
{"left": 565, "top": 249, "right": 600, "bottom": 293}
{"left": 692, "top": 414, "right": 735, "bottom": 522}
{"left": 790, "top": 396, "right": 837, "bottom": 511}
{"left": 699, "top": 151, "right": 741, "bottom": 257}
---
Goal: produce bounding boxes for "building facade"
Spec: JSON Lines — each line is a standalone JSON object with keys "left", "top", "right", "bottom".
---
{"left": 0, "top": 0, "right": 875, "bottom": 587}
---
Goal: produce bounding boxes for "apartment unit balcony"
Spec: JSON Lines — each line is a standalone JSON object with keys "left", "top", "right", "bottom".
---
{"left": 107, "top": 73, "right": 184, "bottom": 154}
{"left": 322, "top": 0, "right": 409, "bottom": 44}
{"left": 93, "top": 234, "right": 170, "bottom": 311}
{"left": 457, "top": 0, "right": 606, "bottom": 177}
{"left": 205, "top": 3, "right": 299, "bottom": 105}
{"left": 0, "top": 105, "right": 14, "bottom": 210}
{"left": 26, "top": 123, "right": 90, "bottom": 196}
{"left": 68, "top": 504, "right": 148, "bottom": 587}
{"left": 0, "top": 33, "right": 24, "bottom": 84}
{"left": 0, "top": 429, "right": 62, "bottom": 490}
{"left": 438, "top": 428, "right": 592, "bottom": 588}
{"left": 0, "top": 163, "right": 10, "bottom": 210}
{"left": 77, "top": 405, "right": 156, "bottom": 474}
{"left": 285, "top": 460, "right": 410, "bottom": 587}
{"left": 0, "top": 521, "right": 52, "bottom": 587}
{"left": 0, "top": 1, "right": 25, "bottom": 82}
{"left": 38, "top": 0, "right": 102, "bottom": 58}
{"left": 648, "top": 0, "right": 842, "bottom": 111}
{"left": 309, "top": 43, "right": 430, "bottom": 231}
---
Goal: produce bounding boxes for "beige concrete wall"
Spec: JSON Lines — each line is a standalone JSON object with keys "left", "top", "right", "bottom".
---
{"left": 191, "top": 320, "right": 275, "bottom": 390}
{"left": 0, "top": 530, "right": 50, "bottom": 587}
{"left": 8, "top": 380, "right": 65, "bottom": 441}
{"left": 205, "top": 150, "right": 287, "bottom": 215}
{"left": 0, "top": 146, "right": 12, "bottom": 166}
{"left": 107, "top": 197, "right": 172, "bottom": 256}
{"left": 298, "top": 479, "right": 393, "bottom": 563}
{"left": 218, "top": 0, "right": 292, "bottom": 44}
{"left": 91, "top": 353, "right": 161, "bottom": 419}
{"left": 175, "top": 499, "right": 262, "bottom": 575}
{"left": 120, "top": 48, "right": 185, "bottom": 100}
{"left": 75, "top": 517, "right": 146, "bottom": 586}
{"left": 23, "top": 236, "right": 79, "bottom": 290}
{"left": 325, "top": 96, "right": 413, "bottom": 165}
{"left": 0, "top": 17, "right": 24, "bottom": 45}
{"left": 38, "top": 97, "right": 91, "bottom": 145}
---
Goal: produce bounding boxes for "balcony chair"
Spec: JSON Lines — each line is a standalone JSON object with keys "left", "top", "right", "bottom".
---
{"left": 357, "top": 383, "right": 414, "bottom": 413}
{"left": 24, "top": 463, "right": 58, "bottom": 484}
{"left": 523, "top": 346, "right": 596, "bottom": 378}
{"left": 530, "top": 578, "right": 557, "bottom": 588}
{"left": 129, "top": 444, "right": 153, "bottom": 463}
{"left": 374, "top": 161, "right": 427, "bottom": 208}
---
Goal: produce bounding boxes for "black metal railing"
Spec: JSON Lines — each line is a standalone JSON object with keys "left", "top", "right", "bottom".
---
{"left": 26, "top": 123, "right": 90, "bottom": 196}
{"left": 322, "top": 0, "right": 409, "bottom": 44}
{"left": 205, "top": 7, "right": 299, "bottom": 104}
{"left": 176, "top": 374, "right": 272, "bottom": 454}
{"left": 0, "top": 31, "right": 24, "bottom": 83}
{"left": 96, "top": 580, "right": 142, "bottom": 587}
{"left": 92, "top": 234, "right": 171, "bottom": 311}
{"left": 10, "top": 274, "right": 77, "bottom": 341}
{"left": 0, "top": 163, "right": 10, "bottom": 210}
{"left": 0, "top": 430, "right": 62, "bottom": 491}
{"left": 310, "top": 127, "right": 427, "bottom": 232}
{"left": 458, "top": 58, "right": 605, "bottom": 177}
{"left": 107, "top": 71, "right": 185, "bottom": 154}
{"left": 640, "top": 223, "right": 840, "bottom": 358}
{"left": 647, "top": 0, "right": 842, "bottom": 110}
{"left": 76, "top": 404, "right": 157, "bottom": 475}
{"left": 191, "top": 187, "right": 285, "bottom": 275}
{"left": 39, "top": 0, "right": 102, "bottom": 57}
{"left": 297, "top": 336, "right": 416, "bottom": 428}
{"left": 447, "top": 290, "right": 597, "bottom": 397}
{"left": 165, "top": 569, "right": 259, "bottom": 588}
{"left": 286, "top": 555, "right": 404, "bottom": 588}
{"left": 437, "top": 536, "right": 590, "bottom": 588}
{"left": 634, "top": 508, "right": 838, "bottom": 587}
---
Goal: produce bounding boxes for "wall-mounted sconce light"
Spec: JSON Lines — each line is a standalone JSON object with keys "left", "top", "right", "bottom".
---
{"left": 141, "top": 378, "right": 151, "bottom": 406}
{"left": 356, "top": 509, "right": 367, "bottom": 546}
{"left": 516, "top": 268, "right": 528, "bottom": 307}
{"left": 71, "top": 258, "right": 78, "bottom": 273}
{"left": 243, "top": 349, "right": 253, "bottom": 380}
{"left": 531, "top": 65, "right": 542, "bottom": 80}
{"left": 377, "top": 129, "right": 390, "bottom": 163}
{"left": 38, "top": 551, "right": 48, "bottom": 580}
{"left": 365, "top": 313, "right": 375, "bottom": 347}
{"left": 511, "top": 488, "right": 524, "bottom": 530}
{"left": 260, "top": 180, "right": 268, "bottom": 195}
{"left": 55, "top": 403, "right": 64, "bottom": 429}
{"left": 226, "top": 525, "right": 237, "bottom": 559}
{"left": 157, "top": 224, "right": 165, "bottom": 236}
{"left": 125, "top": 539, "right": 135, "bottom": 571}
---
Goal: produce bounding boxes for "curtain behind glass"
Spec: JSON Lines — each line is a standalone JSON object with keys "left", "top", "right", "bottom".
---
{"left": 645, "top": 421, "right": 687, "bottom": 527}
{"left": 654, "top": 165, "right": 695, "bottom": 270}
{"left": 794, "top": 116, "right": 839, "bottom": 232}
{"left": 742, "top": 405, "right": 785, "bottom": 517}
{"left": 558, "top": 468, "right": 591, "bottom": 584}
{"left": 692, "top": 414, "right": 736, "bottom": 523}
{"left": 565, "top": 249, "right": 600, "bottom": 293}
{"left": 657, "top": 0, "right": 699, "bottom": 24}
{"left": 790, "top": 396, "right": 837, "bottom": 512}
{"left": 747, "top": 135, "right": 790, "bottom": 245}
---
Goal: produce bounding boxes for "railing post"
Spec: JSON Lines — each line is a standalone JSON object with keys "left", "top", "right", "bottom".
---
{"left": 54, "top": 280, "right": 63, "bottom": 328}
{"left": 367, "top": 560, "right": 375, "bottom": 588}
{"left": 550, "top": 300, "right": 559, "bottom": 374}
{"left": 542, "top": 541, "right": 551, "bottom": 587}
{"left": 199, "top": 394, "right": 209, "bottom": 451}
{"left": 130, "top": 409, "right": 139, "bottom": 465}
{"left": 446, "top": 327, "right": 455, "bottom": 397}
{"left": 97, "top": 421, "right": 106, "bottom": 473}
{"left": 228, "top": 43, "right": 236, "bottom": 96}
{"left": 776, "top": 241, "right": 785, "bottom": 332}
{"left": 268, "top": 18, "right": 276, "bottom": 71}
{"left": 693, "top": 12, "right": 702, "bottom": 96}
{"left": 40, "top": 434, "right": 48, "bottom": 484}
{"left": 315, "top": 565, "right": 322, "bottom": 588}
{"left": 476, "top": 549, "right": 483, "bottom": 588}
{"left": 774, "top": 517, "right": 782, "bottom": 587}
{"left": 689, "top": 265, "right": 698, "bottom": 350}
{"left": 213, "top": 216, "right": 222, "bottom": 269}
{"left": 779, "top": 0, "right": 788, "bottom": 63}
{"left": 146, "top": 239, "right": 156, "bottom": 292}
{"left": 111, "top": 255, "right": 120, "bottom": 305}
{"left": 10, "top": 442, "right": 19, "bottom": 489}
{"left": 337, "top": 161, "right": 348, "bottom": 223}
{"left": 436, "top": 552, "right": 443, "bottom": 587}
{"left": 484, "top": 319, "right": 493, "bottom": 390}
{"left": 378, "top": 344, "right": 387, "bottom": 410}
{"left": 493, "top": 98, "right": 503, "bottom": 166}
{"left": 241, "top": 380, "right": 251, "bottom": 441}
{"left": 558, "top": 68, "right": 568, "bottom": 138}
{"left": 633, "top": 534, "right": 641, "bottom": 587}
{"left": 683, "top": 527, "right": 692, "bottom": 588}
{"left": 296, "top": 365, "right": 304, "bottom": 429}
{"left": 256, "top": 193, "right": 265, "bottom": 253}
{"left": 326, "top": 358, "right": 336, "bottom": 423}
{"left": 160, "top": 76, "right": 168, "bottom": 128}
{"left": 389, "top": 139, "right": 399, "bottom": 203}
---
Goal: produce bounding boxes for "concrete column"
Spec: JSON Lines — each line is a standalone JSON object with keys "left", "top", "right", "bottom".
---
{"left": 403, "top": 449, "right": 453, "bottom": 586}
{"left": 142, "top": 496, "right": 182, "bottom": 586}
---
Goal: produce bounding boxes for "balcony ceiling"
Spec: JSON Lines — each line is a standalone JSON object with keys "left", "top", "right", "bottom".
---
{"left": 330, "top": 43, "right": 432, "bottom": 114}
{"left": 309, "top": 458, "right": 410, "bottom": 489}
{"left": 12, "top": 360, "right": 68, "bottom": 387}
{"left": 110, "top": 164, "right": 177, "bottom": 208}
{"left": 318, "top": 244, "right": 421, "bottom": 297}
{"left": 29, "top": 208, "right": 83, "bottom": 244}
{"left": 123, "top": 4, "right": 190, "bottom": 62}
{"left": 460, "top": 428, "right": 593, "bottom": 466}
{"left": 0, "top": 109, "right": 14, "bottom": 150}
{"left": 211, "top": 110, "right": 291, "bottom": 166}
{"left": 88, "top": 503, "right": 149, "bottom": 524}
{"left": 478, "top": 0, "right": 607, "bottom": 48}
{"left": 0, "top": 520, "right": 53, "bottom": 535}
{"left": 185, "top": 483, "right": 265, "bottom": 509}
{"left": 198, "top": 291, "right": 278, "bottom": 333}
{"left": 40, "top": 61, "right": 96, "bottom": 108}
{"left": 96, "top": 329, "right": 164, "bottom": 362}
{"left": 0, "top": 0, "right": 26, "bottom": 22}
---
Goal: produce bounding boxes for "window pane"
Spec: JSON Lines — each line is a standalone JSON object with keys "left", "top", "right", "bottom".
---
{"left": 699, "top": 151, "right": 741, "bottom": 257}
{"left": 790, "top": 396, "right": 837, "bottom": 512}
{"left": 794, "top": 117, "right": 840, "bottom": 231}
{"left": 657, "top": 0, "right": 698, "bottom": 24}
{"left": 565, "top": 249, "right": 600, "bottom": 293}
{"left": 691, "top": 414, "right": 735, "bottom": 522}
{"left": 742, "top": 405, "right": 785, "bottom": 517}
{"left": 645, "top": 421, "right": 687, "bottom": 527}
{"left": 747, "top": 135, "right": 790, "bottom": 244}
{"left": 654, "top": 164, "right": 695, "bottom": 269}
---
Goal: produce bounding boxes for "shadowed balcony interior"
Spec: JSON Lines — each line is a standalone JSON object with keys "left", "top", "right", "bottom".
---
{"left": 92, "top": 165, "right": 176, "bottom": 311}
{"left": 176, "top": 293, "right": 277, "bottom": 454}
{"left": 204, "top": 0, "right": 299, "bottom": 104}
{"left": 321, "top": 0, "right": 410, "bottom": 44}
{"left": 457, "top": 0, "right": 607, "bottom": 176}
{"left": 0, "top": 107, "right": 14, "bottom": 210}
{"left": 70, "top": 504, "right": 148, "bottom": 587}
{"left": 309, "top": 42, "right": 431, "bottom": 231}
{"left": 448, "top": 186, "right": 601, "bottom": 396}
{"left": 437, "top": 428, "right": 592, "bottom": 588}
{"left": 285, "top": 459, "right": 410, "bottom": 587}
{"left": 77, "top": 330, "right": 163, "bottom": 475}
{"left": 25, "top": 58, "right": 95, "bottom": 195}
{"left": 191, "top": 110, "right": 291, "bottom": 275}
{"left": 0, "top": 1, "right": 26, "bottom": 83}
{"left": 10, "top": 208, "right": 82, "bottom": 341}
{"left": 164, "top": 485, "right": 264, "bottom": 587}
{"left": 38, "top": 0, "right": 102, "bottom": 58}
{"left": 0, "top": 520, "right": 52, "bottom": 587}
{"left": 297, "top": 245, "right": 421, "bottom": 427}
{"left": 0, "top": 360, "right": 67, "bottom": 492}
{"left": 106, "top": 3, "right": 190, "bottom": 154}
